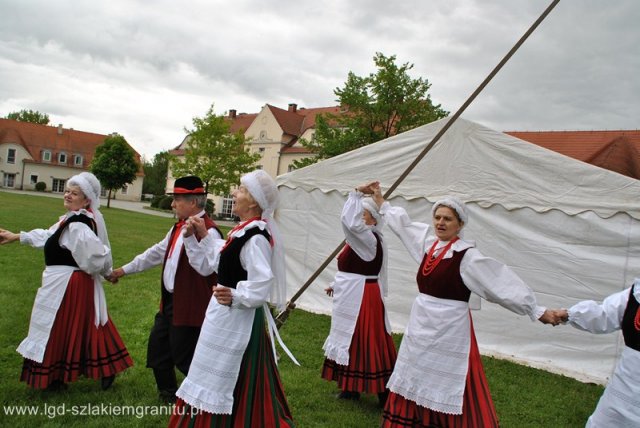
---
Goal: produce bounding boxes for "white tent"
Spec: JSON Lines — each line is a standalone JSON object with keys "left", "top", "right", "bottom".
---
{"left": 275, "top": 117, "right": 640, "bottom": 384}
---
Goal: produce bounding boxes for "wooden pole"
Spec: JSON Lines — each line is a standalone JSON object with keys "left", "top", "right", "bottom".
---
{"left": 276, "top": 0, "right": 561, "bottom": 328}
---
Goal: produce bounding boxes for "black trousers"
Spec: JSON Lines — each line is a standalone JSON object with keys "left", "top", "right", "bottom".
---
{"left": 146, "top": 292, "right": 201, "bottom": 391}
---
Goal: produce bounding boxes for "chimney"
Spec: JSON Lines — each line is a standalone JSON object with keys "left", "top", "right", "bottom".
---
{"left": 229, "top": 109, "right": 237, "bottom": 119}
{"left": 57, "top": 124, "right": 63, "bottom": 135}
{"left": 288, "top": 103, "right": 297, "bottom": 113}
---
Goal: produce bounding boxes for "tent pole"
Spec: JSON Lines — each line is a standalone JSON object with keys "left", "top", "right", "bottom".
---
{"left": 275, "top": 0, "right": 561, "bottom": 329}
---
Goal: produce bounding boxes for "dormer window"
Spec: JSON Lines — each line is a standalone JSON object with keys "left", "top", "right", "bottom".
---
{"left": 58, "top": 152, "right": 67, "bottom": 164}
{"left": 74, "top": 154, "right": 83, "bottom": 166}
{"left": 42, "top": 150, "right": 52, "bottom": 162}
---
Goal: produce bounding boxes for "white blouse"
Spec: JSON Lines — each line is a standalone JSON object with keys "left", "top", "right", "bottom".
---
{"left": 568, "top": 284, "right": 640, "bottom": 427}
{"left": 381, "top": 202, "right": 545, "bottom": 414}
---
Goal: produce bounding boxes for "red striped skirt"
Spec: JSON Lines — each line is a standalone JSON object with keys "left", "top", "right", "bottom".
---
{"left": 168, "top": 306, "right": 294, "bottom": 428}
{"left": 20, "top": 270, "right": 133, "bottom": 389}
{"left": 381, "top": 316, "right": 498, "bottom": 427}
{"left": 322, "top": 281, "right": 397, "bottom": 394}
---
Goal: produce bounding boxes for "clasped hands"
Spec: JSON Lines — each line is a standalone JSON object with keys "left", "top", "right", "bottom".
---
{"left": 183, "top": 216, "right": 208, "bottom": 240}
{"left": 539, "top": 308, "right": 569, "bottom": 326}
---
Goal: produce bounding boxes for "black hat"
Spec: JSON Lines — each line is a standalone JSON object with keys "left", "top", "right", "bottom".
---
{"left": 167, "top": 176, "right": 207, "bottom": 195}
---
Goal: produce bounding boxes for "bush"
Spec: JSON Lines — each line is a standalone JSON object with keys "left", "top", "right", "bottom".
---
{"left": 158, "top": 196, "right": 174, "bottom": 210}
{"left": 150, "top": 194, "right": 165, "bottom": 208}
{"left": 35, "top": 182, "right": 46, "bottom": 192}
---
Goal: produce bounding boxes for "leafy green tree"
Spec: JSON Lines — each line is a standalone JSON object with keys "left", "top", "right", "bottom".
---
{"left": 292, "top": 52, "right": 448, "bottom": 169}
{"left": 142, "top": 151, "right": 170, "bottom": 196}
{"left": 90, "top": 134, "right": 140, "bottom": 208}
{"left": 171, "top": 104, "right": 260, "bottom": 196}
{"left": 5, "top": 109, "right": 50, "bottom": 125}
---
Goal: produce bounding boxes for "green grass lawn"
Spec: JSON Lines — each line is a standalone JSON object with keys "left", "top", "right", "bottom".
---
{"left": 0, "top": 191, "right": 604, "bottom": 427}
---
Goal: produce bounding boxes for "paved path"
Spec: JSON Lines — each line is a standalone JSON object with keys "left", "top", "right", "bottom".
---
{"left": 0, "top": 188, "right": 237, "bottom": 226}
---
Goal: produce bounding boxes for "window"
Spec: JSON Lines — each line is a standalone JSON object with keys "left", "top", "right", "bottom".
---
{"left": 100, "top": 188, "right": 108, "bottom": 197}
{"left": 259, "top": 131, "right": 267, "bottom": 139}
{"left": 288, "top": 164, "right": 295, "bottom": 172}
{"left": 221, "top": 195, "right": 234, "bottom": 218}
{"left": 121, "top": 184, "right": 128, "bottom": 195}
{"left": 258, "top": 147, "right": 266, "bottom": 153}
{"left": 74, "top": 155, "right": 83, "bottom": 166}
{"left": 3, "top": 173, "right": 16, "bottom": 187}
{"left": 52, "top": 178, "right": 66, "bottom": 193}
{"left": 42, "top": 150, "right": 52, "bottom": 162}
{"left": 7, "top": 148, "right": 16, "bottom": 164}
{"left": 58, "top": 152, "right": 67, "bottom": 164}
{"left": 30, "top": 175, "right": 38, "bottom": 185}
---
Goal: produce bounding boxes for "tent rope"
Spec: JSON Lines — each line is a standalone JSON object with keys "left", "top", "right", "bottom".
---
{"left": 275, "top": 0, "right": 561, "bottom": 329}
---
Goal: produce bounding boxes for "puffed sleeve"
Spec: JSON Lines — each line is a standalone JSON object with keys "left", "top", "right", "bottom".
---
{"left": 60, "top": 222, "right": 112, "bottom": 276}
{"left": 19, "top": 221, "right": 60, "bottom": 248}
{"left": 183, "top": 227, "right": 224, "bottom": 275}
{"left": 568, "top": 288, "right": 629, "bottom": 334}
{"left": 460, "top": 248, "right": 546, "bottom": 321}
{"left": 342, "top": 191, "right": 377, "bottom": 261}
{"left": 379, "top": 202, "right": 430, "bottom": 264}
{"left": 230, "top": 235, "right": 274, "bottom": 309}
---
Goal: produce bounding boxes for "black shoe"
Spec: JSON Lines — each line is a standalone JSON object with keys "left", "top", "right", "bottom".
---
{"left": 336, "top": 391, "right": 361, "bottom": 400}
{"left": 378, "top": 390, "right": 389, "bottom": 408}
{"left": 101, "top": 375, "right": 115, "bottom": 390}
{"left": 159, "top": 390, "right": 177, "bottom": 404}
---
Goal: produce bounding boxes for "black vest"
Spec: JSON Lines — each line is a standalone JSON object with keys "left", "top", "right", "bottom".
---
{"left": 44, "top": 214, "right": 97, "bottom": 267}
{"left": 337, "top": 232, "right": 383, "bottom": 276}
{"left": 621, "top": 285, "right": 640, "bottom": 352}
{"left": 217, "top": 227, "right": 271, "bottom": 289}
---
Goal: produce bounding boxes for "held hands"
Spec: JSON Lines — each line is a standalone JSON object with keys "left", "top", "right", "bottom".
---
{"left": 184, "top": 216, "right": 208, "bottom": 240}
{"left": 324, "top": 286, "right": 334, "bottom": 297}
{"left": 105, "top": 267, "right": 126, "bottom": 284}
{"left": 356, "top": 181, "right": 380, "bottom": 195}
{"left": 538, "top": 308, "right": 569, "bottom": 326}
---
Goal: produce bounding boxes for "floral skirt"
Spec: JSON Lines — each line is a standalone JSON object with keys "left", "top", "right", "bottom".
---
{"left": 21, "top": 271, "right": 133, "bottom": 389}
{"left": 381, "top": 316, "right": 498, "bottom": 427}
{"left": 322, "top": 281, "right": 397, "bottom": 394}
{"left": 168, "top": 307, "right": 294, "bottom": 428}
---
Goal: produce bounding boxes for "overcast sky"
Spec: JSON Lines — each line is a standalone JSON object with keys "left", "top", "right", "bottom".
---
{"left": 1, "top": 0, "right": 638, "bottom": 159}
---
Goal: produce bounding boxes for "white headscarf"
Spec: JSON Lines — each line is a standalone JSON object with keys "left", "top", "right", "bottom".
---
{"left": 67, "top": 172, "right": 111, "bottom": 250}
{"left": 240, "top": 170, "right": 286, "bottom": 312}
{"left": 431, "top": 196, "right": 468, "bottom": 226}
{"left": 67, "top": 171, "right": 111, "bottom": 326}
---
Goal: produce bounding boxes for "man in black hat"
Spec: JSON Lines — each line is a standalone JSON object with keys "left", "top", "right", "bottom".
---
{"left": 108, "top": 175, "right": 223, "bottom": 403}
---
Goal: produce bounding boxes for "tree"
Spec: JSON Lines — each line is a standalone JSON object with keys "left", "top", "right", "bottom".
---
{"left": 171, "top": 104, "right": 261, "bottom": 196}
{"left": 142, "top": 151, "right": 170, "bottom": 196}
{"left": 90, "top": 134, "right": 140, "bottom": 208}
{"left": 5, "top": 109, "right": 50, "bottom": 125}
{"left": 292, "top": 52, "right": 448, "bottom": 169}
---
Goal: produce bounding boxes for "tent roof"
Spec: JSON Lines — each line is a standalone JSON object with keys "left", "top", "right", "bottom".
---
{"left": 277, "top": 117, "right": 640, "bottom": 220}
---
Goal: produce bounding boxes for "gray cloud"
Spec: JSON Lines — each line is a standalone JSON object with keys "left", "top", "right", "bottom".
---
{"left": 0, "top": 0, "right": 637, "bottom": 158}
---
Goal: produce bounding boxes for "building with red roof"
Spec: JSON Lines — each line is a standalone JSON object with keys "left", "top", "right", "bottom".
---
{"left": 0, "top": 119, "right": 144, "bottom": 200}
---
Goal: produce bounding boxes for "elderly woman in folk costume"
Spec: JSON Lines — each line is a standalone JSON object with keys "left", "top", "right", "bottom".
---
{"left": 168, "top": 169, "right": 297, "bottom": 427}
{"left": 0, "top": 172, "right": 133, "bottom": 391}
{"left": 368, "top": 186, "right": 561, "bottom": 427}
{"left": 551, "top": 282, "right": 640, "bottom": 427}
{"left": 321, "top": 181, "right": 397, "bottom": 407}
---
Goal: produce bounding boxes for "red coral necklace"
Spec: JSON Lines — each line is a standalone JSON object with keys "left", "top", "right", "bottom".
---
{"left": 421, "top": 236, "right": 459, "bottom": 276}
